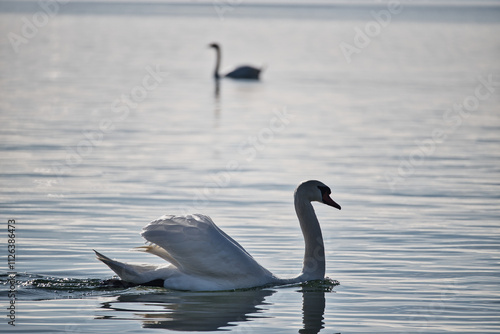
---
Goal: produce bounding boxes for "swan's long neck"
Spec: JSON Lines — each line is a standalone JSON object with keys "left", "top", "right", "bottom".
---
{"left": 213, "top": 47, "right": 221, "bottom": 80}
{"left": 294, "top": 193, "right": 325, "bottom": 280}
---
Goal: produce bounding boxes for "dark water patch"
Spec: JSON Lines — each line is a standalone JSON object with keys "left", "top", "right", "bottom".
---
{"left": 0, "top": 273, "right": 131, "bottom": 300}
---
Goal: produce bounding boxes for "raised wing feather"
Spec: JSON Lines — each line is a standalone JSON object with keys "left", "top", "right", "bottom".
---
{"left": 141, "top": 214, "right": 271, "bottom": 279}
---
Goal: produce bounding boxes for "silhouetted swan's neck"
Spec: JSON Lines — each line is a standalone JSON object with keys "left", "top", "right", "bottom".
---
{"left": 212, "top": 44, "right": 221, "bottom": 80}
{"left": 294, "top": 186, "right": 326, "bottom": 280}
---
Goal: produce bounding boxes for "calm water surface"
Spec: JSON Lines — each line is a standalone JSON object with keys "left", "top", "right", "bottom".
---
{"left": 1, "top": 1, "right": 500, "bottom": 333}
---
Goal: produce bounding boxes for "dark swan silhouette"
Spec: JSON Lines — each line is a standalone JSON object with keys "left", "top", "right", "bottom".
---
{"left": 209, "top": 42, "right": 262, "bottom": 80}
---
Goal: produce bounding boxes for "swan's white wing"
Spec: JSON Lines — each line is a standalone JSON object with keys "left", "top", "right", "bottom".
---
{"left": 141, "top": 214, "right": 272, "bottom": 280}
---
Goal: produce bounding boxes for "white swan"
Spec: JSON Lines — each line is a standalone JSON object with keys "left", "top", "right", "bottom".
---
{"left": 95, "top": 180, "right": 341, "bottom": 291}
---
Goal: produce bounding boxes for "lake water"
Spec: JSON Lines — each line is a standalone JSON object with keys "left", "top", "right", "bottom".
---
{"left": 1, "top": 1, "right": 500, "bottom": 333}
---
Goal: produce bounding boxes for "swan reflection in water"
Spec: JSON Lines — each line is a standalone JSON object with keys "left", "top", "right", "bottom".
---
{"left": 96, "top": 282, "right": 336, "bottom": 333}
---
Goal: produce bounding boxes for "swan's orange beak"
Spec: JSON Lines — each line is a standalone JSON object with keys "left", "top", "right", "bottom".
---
{"left": 323, "top": 193, "right": 341, "bottom": 210}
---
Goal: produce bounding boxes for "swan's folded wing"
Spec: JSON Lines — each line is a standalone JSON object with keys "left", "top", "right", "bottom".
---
{"left": 141, "top": 214, "right": 271, "bottom": 279}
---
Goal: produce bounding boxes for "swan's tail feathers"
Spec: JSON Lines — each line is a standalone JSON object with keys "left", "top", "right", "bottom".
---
{"left": 93, "top": 249, "right": 165, "bottom": 284}
{"left": 94, "top": 249, "right": 113, "bottom": 264}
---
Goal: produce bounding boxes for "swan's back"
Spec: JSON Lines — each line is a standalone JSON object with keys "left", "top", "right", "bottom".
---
{"left": 225, "top": 66, "right": 261, "bottom": 80}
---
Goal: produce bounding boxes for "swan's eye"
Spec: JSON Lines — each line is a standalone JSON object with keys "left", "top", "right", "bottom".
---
{"left": 317, "top": 186, "right": 331, "bottom": 196}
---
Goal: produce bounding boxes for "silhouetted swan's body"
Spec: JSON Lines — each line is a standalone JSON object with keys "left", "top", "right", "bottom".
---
{"left": 209, "top": 42, "right": 262, "bottom": 80}
{"left": 95, "top": 180, "right": 341, "bottom": 291}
